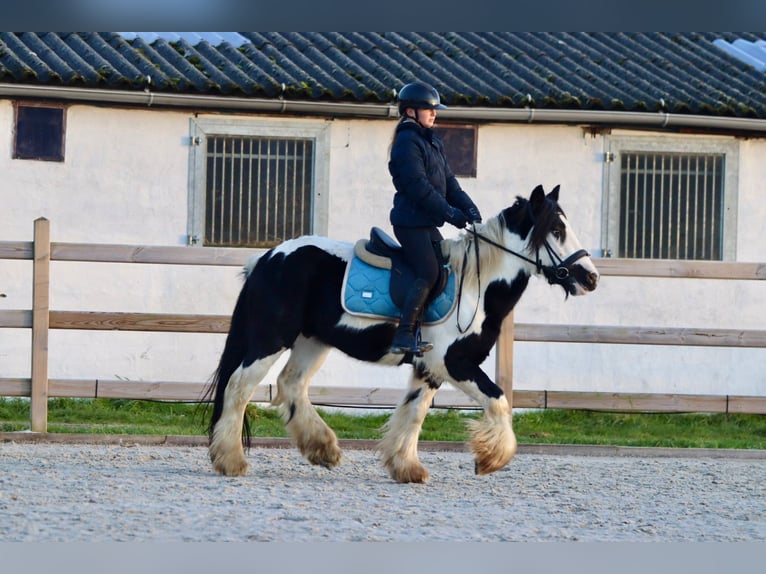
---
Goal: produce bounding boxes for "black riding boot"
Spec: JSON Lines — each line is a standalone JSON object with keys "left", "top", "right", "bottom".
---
{"left": 389, "top": 279, "right": 434, "bottom": 355}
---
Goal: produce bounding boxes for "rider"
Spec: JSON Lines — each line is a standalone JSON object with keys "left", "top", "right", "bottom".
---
{"left": 387, "top": 81, "right": 482, "bottom": 355}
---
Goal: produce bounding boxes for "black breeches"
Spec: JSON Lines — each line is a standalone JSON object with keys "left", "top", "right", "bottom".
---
{"left": 393, "top": 226, "right": 444, "bottom": 289}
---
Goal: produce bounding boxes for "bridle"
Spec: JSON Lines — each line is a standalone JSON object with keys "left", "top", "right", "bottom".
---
{"left": 470, "top": 227, "right": 590, "bottom": 284}
{"left": 455, "top": 221, "right": 590, "bottom": 333}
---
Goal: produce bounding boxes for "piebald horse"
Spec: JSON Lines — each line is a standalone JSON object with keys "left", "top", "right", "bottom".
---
{"left": 206, "top": 184, "right": 598, "bottom": 483}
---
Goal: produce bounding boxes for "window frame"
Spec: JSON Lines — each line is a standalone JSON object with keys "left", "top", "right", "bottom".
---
{"left": 602, "top": 134, "right": 739, "bottom": 261}
{"left": 188, "top": 116, "right": 331, "bottom": 247}
{"left": 13, "top": 101, "right": 67, "bottom": 162}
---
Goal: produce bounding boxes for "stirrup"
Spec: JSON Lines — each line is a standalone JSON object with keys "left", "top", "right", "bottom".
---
{"left": 389, "top": 330, "right": 430, "bottom": 356}
{"left": 389, "top": 338, "right": 420, "bottom": 355}
{"left": 415, "top": 326, "right": 433, "bottom": 356}
{"left": 417, "top": 341, "right": 433, "bottom": 355}
{"left": 389, "top": 341, "right": 432, "bottom": 357}
{"left": 415, "top": 334, "right": 433, "bottom": 355}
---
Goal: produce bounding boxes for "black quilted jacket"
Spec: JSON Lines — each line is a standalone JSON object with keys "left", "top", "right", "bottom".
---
{"left": 388, "top": 119, "right": 478, "bottom": 228}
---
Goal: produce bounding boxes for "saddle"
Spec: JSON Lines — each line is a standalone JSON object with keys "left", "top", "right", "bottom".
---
{"left": 341, "top": 227, "right": 456, "bottom": 324}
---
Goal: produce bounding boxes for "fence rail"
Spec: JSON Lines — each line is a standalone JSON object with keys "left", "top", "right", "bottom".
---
{"left": 1, "top": 218, "right": 765, "bottom": 431}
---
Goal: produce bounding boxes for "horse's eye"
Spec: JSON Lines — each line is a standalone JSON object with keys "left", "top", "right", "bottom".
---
{"left": 552, "top": 229, "right": 562, "bottom": 240}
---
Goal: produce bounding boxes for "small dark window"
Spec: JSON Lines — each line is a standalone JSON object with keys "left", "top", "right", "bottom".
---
{"left": 434, "top": 124, "right": 477, "bottom": 178}
{"left": 14, "top": 104, "right": 65, "bottom": 161}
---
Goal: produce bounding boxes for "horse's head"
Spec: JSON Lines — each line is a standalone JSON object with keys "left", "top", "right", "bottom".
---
{"left": 507, "top": 184, "right": 599, "bottom": 296}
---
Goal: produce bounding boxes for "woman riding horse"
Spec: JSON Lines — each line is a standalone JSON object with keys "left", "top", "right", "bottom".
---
{"left": 387, "top": 81, "right": 482, "bottom": 355}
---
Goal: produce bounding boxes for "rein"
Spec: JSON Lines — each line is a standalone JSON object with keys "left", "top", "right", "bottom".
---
{"left": 454, "top": 224, "right": 590, "bottom": 333}
{"left": 455, "top": 226, "right": 482, "bottom": 333}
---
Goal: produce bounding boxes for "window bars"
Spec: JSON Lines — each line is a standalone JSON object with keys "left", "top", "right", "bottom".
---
{"left": 205, "top": 136, "right": 314, "bottom": 247}
{"left": 619, "top": 152, "right": 725, "bottom": 260}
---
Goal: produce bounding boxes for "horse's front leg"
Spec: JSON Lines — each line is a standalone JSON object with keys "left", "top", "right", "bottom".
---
{"left": 378, "top": 365, "right": 439, "bottom": 483}
{"left": 447, "top": 362, "right": 517, "bottom": 475}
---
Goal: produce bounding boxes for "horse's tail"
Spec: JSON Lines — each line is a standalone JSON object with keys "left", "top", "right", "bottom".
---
{"left": 203, "top": 264, "right": 258, "bottom": 446}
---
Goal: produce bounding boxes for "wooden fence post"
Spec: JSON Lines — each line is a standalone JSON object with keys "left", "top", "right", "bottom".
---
{"left": 30, "top": 217, "right": 50, "bottom": 432}
{"left": 495, "top": 311, "right": 514, "bottom": 410}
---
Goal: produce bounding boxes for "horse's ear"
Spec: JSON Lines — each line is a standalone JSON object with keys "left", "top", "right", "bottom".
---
{"left": 547, "top": 185, "right": 560, "bottom": 203}
{"left": 530, "top": 184, "right": 546, "bottom": 213}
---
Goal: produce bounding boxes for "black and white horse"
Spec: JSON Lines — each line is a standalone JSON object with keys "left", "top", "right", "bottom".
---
{"left": 206, "top": 184, "right": 598, "bottom": 483}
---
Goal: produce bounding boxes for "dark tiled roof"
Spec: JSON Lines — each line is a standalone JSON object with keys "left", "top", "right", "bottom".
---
{"left": 1, "top": 32, "right": 765, "bottom": 118}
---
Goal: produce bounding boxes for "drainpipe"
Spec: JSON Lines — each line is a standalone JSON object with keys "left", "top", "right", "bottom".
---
{"left": 1, "top": 83, "right": 765, "bottom": 134}
{"left": 438, "top": 106, "right": 766, "bottom": 134}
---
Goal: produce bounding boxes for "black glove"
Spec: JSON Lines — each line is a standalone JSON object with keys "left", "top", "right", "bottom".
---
{"left": 445, "top": 207, "right": 468, "bottom": 229}
{"left": 466, "top": 206, "right": 482, "bottom": 224}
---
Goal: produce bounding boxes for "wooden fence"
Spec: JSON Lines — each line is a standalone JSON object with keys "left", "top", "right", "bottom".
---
{"left": 1, "top": 217, "right": 766, "bottom": 431}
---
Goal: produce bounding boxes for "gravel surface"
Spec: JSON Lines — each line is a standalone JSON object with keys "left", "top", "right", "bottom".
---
{"left": 1, "top": 442, "right": 765, "bottom": 542}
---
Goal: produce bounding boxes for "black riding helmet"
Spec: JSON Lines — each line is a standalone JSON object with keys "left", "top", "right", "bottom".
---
{"left": 397, "top": 81, "right": 447, "bottom": 115}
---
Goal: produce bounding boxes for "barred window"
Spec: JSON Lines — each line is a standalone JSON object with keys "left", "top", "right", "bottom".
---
{"left": 189, "top": 118, "right": 330, "bottom": 248}
{"left": 605, "top": 137, "right": 738, "bottom": 261}
{"left": 205, "top": 136, "right": 314, "bottom": 247}
{"left": 619, "top": 152, "right": 724, "bottom": 260}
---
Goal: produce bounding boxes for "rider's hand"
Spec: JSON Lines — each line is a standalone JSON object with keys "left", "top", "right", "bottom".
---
{"left": 466, "top": 206, "right": 482, "bottom": 224}
{"left": 446, "top": 207, "right": 468, "bottom": 229}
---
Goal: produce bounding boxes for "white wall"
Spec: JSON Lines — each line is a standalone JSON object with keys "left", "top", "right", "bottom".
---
{"left": 1, "top": 101, "right": 764, "bottom": 399}
{"left": 736, "top": 138, "right": 766, "bottom": 262}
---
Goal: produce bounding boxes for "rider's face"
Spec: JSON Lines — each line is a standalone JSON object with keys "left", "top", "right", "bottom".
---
{"left": 407, "top": 107, "right": 436, "bottom": 128}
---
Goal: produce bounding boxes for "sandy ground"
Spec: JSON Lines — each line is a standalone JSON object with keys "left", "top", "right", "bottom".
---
{"left": 1, "top": 440, "right": 765, "bottom": 542}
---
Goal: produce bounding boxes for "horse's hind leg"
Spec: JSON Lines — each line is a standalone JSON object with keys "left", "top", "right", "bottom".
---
{"left": 273, "top": 335, "right": 341, "bottom": 469}
{"left": 378, "top": 367, "right": 438, "bottom": 483}
{"left": 210, "top": 351, "right": 284, "bottom": 476}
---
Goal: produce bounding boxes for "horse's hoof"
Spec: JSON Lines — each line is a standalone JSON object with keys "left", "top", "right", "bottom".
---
{"left": 385, "top": 460, "right": 430, "bottom": 484}
{"left": 473, "top": 459, "right": 503, "bottom": 475}
{"left": 303, "top": 442, "right": 343, "bottom": 469}
{"left": 396, "top": 467, "right": 429, "bottom": 484}
{"left": 473, "top": 455, "right": 509, "bottom": 475}
{"left": 307, "top": 451, "right": 342, "bottom": 469}
{"left": 212, "top": 457, "right": 249, "bottom": 477}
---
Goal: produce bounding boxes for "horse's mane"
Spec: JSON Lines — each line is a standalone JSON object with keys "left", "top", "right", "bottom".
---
{"left": 442, "top": 194, "right": 564, "bottom": 280}
{"left": 502, "top": 195, "right": 565, "bottom": 251}
{"left": 442, "top": 213, "right": 511, "bottom": 282}
{"left": 528, "top": 197, "right": 566, "bottom": 252}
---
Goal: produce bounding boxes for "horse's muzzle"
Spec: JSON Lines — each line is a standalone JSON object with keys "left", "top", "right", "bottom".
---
{"left": 542, "top": 248, "right": 598, "bottom": 296}
{"left": 583, "top": 269, "right": 599, "bottom": 291}
{"left": 567, "top": 263, "right": 599, "bottom": 295}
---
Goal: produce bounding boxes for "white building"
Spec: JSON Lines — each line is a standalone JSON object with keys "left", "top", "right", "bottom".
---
{"left": 1, "top": 32, "right": 764, "bottom": 402}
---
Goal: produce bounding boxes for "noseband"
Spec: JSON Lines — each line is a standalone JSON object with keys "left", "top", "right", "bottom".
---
{"left": 538, "top": 241, "right": 591, "bottom": 284}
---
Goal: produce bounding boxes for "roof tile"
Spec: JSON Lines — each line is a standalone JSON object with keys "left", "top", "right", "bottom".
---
{"left": 0, "top": 32, "right": 763, "bottom": 118}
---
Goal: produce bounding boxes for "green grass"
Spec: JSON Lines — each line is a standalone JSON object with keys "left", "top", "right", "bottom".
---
{"left": 512, "top": 409, "right": 766, "bottom": 449}
{"left": 1, "top": 397, "right": 766, "bottom": 449}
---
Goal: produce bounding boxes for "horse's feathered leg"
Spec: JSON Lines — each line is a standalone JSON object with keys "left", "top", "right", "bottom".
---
{"left": 273, "top": 335, "right": 341, "bottom": 469}
{"left": 447, "top": 367, "right": 517, "bottom": 475}
{"left": 209, "top": 350, "right": 285, "bottom": 476}
{"left": 466, "top": 394, "right": 516, "bottom": 475}
{"left": 378, "top": 366, "right": 438, "bottom": 483}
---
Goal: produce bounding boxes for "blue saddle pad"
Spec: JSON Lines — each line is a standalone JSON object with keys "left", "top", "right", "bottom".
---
{"left": 341, "top": 255, "right": 456, "bottom": 324}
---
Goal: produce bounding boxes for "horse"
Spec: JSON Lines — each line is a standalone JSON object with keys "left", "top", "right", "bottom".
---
{"left": 205, "top": 184, "right": 599, "bottom": 483}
